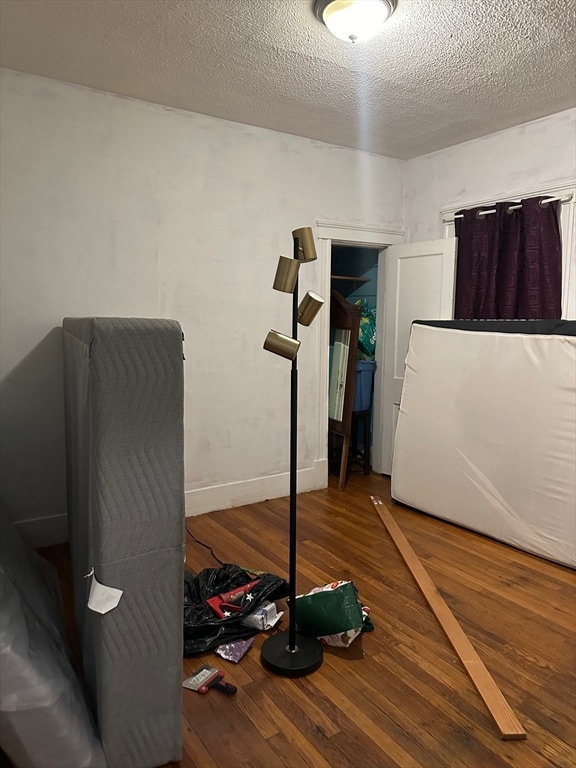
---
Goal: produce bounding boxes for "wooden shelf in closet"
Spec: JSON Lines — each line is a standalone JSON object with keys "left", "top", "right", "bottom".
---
{"left": 331, "top": 275, "right": 371, "bottom": 284}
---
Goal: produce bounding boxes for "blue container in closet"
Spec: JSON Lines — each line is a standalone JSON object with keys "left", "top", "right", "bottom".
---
{"left": 353, "top": 360, "right": 376, "bottom": 412}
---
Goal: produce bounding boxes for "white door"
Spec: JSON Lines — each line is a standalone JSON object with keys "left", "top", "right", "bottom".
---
{"left": 372, "top": 238, "right": 457, "bottom": 475}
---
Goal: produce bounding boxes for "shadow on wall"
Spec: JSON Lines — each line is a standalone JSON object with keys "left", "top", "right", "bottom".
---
{"left": 0, "top": 327, "right": 68, "bottom": 548}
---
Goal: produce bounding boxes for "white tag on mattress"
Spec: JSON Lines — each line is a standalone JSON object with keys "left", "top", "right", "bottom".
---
{"left": 86, "top": 568, "right": 124, "bottom": 614}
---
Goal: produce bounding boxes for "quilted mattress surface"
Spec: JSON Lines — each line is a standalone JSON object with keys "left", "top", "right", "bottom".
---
{"left": 392, "top": 320, "right": 576, "bottom": 567}
{"left": 63, "top": 317, "right": 185, "bottom": 768}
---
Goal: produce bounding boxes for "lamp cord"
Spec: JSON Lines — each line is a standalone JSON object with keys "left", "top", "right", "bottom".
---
{"left": 185, "top": 528, "right": 225, "bottom": 567}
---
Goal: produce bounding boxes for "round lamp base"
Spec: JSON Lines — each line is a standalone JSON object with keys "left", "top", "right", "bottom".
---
{"left": 261, "top": 631, "right": 324, "bottom": 677}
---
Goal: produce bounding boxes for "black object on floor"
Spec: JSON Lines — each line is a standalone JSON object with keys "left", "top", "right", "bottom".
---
{"left": 183, "top": 563, "right": 288, "bottom": 655}
{"left": 260, "top": 631, "right": 324, "bottom": 677}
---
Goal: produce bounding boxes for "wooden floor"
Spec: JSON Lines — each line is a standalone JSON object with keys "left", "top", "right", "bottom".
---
{"left": 43, "top": 472, "right": 575, "bottom": 768}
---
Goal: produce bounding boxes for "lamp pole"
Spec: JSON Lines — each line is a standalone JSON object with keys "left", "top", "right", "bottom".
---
{"left": 260, "top": 232, "right": 324, "bottom": 676}
{"left": 288, "top": 240, "right": 298, "bottom": 651}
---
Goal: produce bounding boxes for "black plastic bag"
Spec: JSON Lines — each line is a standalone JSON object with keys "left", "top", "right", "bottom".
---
{"left": 183, "top": 563, "right": 289, "bottom": 655}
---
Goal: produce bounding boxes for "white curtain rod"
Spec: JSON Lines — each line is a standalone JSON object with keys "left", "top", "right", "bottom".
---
{"left": 442, "top": 193, "right": 574, "bottom": 223}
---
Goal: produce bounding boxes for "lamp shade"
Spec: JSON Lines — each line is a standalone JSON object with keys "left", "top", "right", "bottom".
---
{"left": 273, "top": 256, "right": 300, "bottom": 293}
{"left": 292, "top": 227, "right": 318, "bottom": 262}
{"left": 298, "top": 291, "right": 325, "bottom": 326}
{"left": 263, "top": 330, "right": 301, "bottom": 360}
{"left": 314, "top": 0, "right": 396, "bottom": 43}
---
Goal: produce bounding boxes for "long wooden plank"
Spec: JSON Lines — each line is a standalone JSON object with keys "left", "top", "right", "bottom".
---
{"left": 370, "top": 495, "right": 527, "bottom": 741}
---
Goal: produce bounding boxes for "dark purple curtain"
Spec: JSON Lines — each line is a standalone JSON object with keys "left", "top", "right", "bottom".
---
{"left": 454, "top": 196, "right": 562, "bottom": 319}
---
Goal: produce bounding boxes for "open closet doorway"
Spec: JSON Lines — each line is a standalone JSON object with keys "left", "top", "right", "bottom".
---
{"left": 328, "top": 245, "right": 380, "bottom": 488}
{"left": 315, "top": 222, "right": 405, "bottom": 491}
{"left": 316, "top": 223, "right": 456, "bottom": 489}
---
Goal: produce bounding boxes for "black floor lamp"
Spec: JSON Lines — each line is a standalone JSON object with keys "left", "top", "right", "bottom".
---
{"left": 260, "top": 227, "right": 325, "bottom": 676}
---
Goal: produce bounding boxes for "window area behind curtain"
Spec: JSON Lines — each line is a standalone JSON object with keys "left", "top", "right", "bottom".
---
{"left": 454, "top": 196, "right": 562, "bottom": 320}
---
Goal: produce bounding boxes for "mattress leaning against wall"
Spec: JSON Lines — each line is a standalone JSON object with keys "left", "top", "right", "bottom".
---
{"left": 62, "top": 317, "right": 185, "bottom": 768}
{"left": 0, "top": 509, "right": 106, "bottom": 768}
{"left": 391, "top": 320, "right": 576, "bottom": 568}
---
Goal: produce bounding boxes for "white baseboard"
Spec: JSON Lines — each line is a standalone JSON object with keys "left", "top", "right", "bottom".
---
{"left": 11, "top": 462, "right": 329, "bottom": 544}
{"left": 185, "top": 459, "right": 328, "bottom": 517}
{"left": 14, "top": 512, "right": 69, "bottom": 549}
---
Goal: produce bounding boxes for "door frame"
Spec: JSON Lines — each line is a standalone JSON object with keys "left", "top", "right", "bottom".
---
{"left": 315, "top": 222, "right": 405, "bottom": 486}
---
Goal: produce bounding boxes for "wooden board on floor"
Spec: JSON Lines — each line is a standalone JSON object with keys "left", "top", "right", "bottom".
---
{"left": 371, "top": 495, "right": 526, "bottom": 741}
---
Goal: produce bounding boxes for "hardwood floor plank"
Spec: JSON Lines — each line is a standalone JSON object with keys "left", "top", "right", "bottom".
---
{"left": 328, "top": 729, "right": 404, "bottom": 768}
{"left": 233, "top": 687, "right": 281, "bottom": 740}
{"left": 517, "top": 714, "right": 576, "bottom": 767}
{"left": 265, "top": 732, "right": 328, "bottom": 768}
{"left": 183, "top": 684, "right": 286, "bottom": 768}
{"left": 414, "top": 586, "right": 568, "bottom": 697}
{"left": 281, "top": 678, "right": 341, "bottom": 738}
{"left": 178, "top": 723, "right": 219, "bottom": 768}
{"left": 309, "top": 667, "right": 424, "bottom": 767}
{"left": 372, "top": 649, "right": 557, "bottom": 768}
{"left": 426, "top": 554, "right": 576, "bottom": 632}
{"left": 519, "top": 692, "right": 576, "bottom": 745}
{"left": 372, "top": 649, "right": 511, "bottom": 761}
{"left": 534, "top": 669, "right": 576, "bottom": 712}
{"left": 368, "top": 655, "right": 505, "bottom": 768}
{"left": 323, "top": 647, "right": 494, "bottom": 768}
{"left": 258, "top": 690, "right": 336, "bottom": 768}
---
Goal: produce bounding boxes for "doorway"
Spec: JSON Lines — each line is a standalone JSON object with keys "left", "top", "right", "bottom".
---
{"left": 328, "top": 245, "right": 380, "bottom": 484}
{"left": 315, "top": 222, "right": 405, "bottom": 492}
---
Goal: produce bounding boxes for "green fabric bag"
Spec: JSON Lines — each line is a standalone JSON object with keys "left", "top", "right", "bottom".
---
{"left": 355, "top": 299, "right": 377, "bottom": 358}
{"left": 294, "top": 581, "right": 364, "bottom": 637}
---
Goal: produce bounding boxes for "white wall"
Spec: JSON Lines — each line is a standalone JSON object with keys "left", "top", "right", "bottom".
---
{"left": 0, "top": 69, "right": 404, "bottom": 546}
{"left": 405, "top": 108, "right": 576, "bottom": 241}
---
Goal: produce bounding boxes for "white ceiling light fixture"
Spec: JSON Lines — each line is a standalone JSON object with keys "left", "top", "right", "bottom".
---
{"left": 314, "top": 0, "right": 397, "bottom": 44}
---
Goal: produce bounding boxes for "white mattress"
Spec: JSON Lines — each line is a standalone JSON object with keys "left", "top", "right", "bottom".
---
{"left": 392, "top": 321, "right": 576, "bottom": 567}
{"left": 63, "top": 317, "right": 185, "bottom": 768}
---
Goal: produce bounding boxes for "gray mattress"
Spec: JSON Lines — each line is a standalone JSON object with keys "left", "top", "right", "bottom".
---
{"left": 62, "top": 317, "right": 185, "bottom": 768}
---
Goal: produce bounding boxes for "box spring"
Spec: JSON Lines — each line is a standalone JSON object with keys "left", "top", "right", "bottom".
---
{"left": 63, "top": 317, "right": 185, "bottom": 767}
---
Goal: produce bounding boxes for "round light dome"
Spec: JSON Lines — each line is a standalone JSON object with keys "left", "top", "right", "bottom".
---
{"left": 314, "top": 0, "right": 396, "bottom": 43}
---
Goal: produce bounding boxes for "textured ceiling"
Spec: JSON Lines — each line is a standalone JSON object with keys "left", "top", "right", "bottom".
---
{"left": 0, "top": 0, "right": 575, "bottom": 159}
